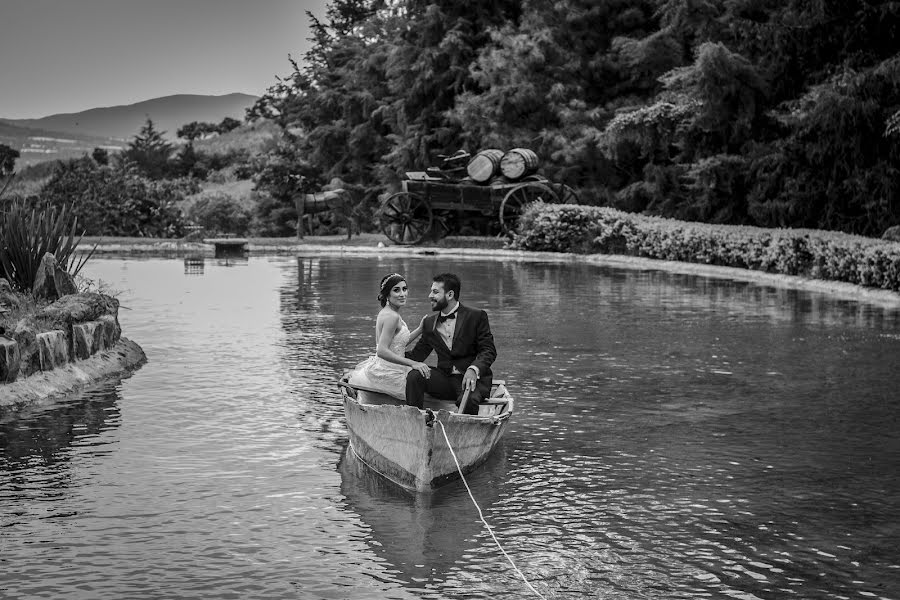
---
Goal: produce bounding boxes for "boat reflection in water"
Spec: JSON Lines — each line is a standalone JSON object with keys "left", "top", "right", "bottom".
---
{"left": 337, "top": 442, "right": 507, "bottom": 589}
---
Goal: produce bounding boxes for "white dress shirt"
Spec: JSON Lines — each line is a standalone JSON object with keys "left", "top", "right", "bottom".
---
{"left": 436, "top": 305, "right": 458, "bottom": 349}
{"left": 437, "top": 305, "right": 479, "bottom": 378}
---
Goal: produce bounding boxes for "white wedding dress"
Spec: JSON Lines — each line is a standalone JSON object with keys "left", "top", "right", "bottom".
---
{"left": 347, "top": 318, "right": 411, "bottom": 400}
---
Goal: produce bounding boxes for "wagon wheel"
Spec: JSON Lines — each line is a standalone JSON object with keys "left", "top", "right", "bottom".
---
{"left": 557, "top": 184, "right": 580, "bottom": 205}
{"left": 499, "top": 182, "right": 558, "bottom": 234}
{"left": 379, "top": 192, "right": 433, "bottom": 245}
{"left": 433, "top": 211, "right": 457, "bottom": 239}
{"left": 521, "top": 174, "right": 548, "bottom": 183}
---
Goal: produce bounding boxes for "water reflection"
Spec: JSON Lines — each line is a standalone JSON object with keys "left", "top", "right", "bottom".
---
{"left": 183, "top": 256, "right": 205, "bottom": 275}
{"left": 0, "top": 386, "right": 119, "bottom": 467}
{"left": 1, "top": 255, "right": 898, "bottom": 600}
{"left": 501, "top": 260, "right": 900, "bottom": 329}
{"left": 0, "top": 383, "right": 121, "bottom": 527}
{"left": 338, "top": 444, "right": 507, "bottom": 590}
{"left": 287, "top": 255, "right": 900, "bottom": 599}
{"left": 182, "top": 256, "right": 250, "bottom": 275}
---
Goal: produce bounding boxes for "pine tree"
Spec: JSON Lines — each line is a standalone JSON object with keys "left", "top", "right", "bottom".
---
{"left": 91, "top": 147, "right": 109, "bottom": 166}
{"left": 120, "top": 119, "right": 174, "bottom": 180}
{"left": 0, "top": 144, "right": 19, "bottom": 177}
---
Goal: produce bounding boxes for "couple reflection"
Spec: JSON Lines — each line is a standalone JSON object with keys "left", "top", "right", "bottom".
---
{"left": 337, "top": 442, "right": 507, "bottom": 589}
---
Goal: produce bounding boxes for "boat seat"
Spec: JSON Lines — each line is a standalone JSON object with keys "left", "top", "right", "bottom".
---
{"left": 340, "top": 378, "right": 503, "bottom": 414}
{"left": 340, "top": 379, "right": 456, "bottom": 410}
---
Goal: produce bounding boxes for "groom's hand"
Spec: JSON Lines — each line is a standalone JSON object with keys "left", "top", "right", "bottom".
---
{"left": 462, "top": 368, "right": 477, "bottom": 392}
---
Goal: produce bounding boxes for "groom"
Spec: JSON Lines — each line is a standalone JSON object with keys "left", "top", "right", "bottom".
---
{"left": 405, "top": 273, "right": 497, "bottom": 415}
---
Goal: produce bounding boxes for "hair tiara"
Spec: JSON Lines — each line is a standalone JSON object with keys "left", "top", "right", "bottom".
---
{"left": 380, "top": 273, "right": 404, "bottom": 289}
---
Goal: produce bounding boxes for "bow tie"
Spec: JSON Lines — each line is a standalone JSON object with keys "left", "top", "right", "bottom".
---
{"left": 437, "top": 312, "right": 456, "bottom": 324}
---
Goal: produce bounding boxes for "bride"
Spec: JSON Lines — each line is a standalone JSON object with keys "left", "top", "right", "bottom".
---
{"left": 347, "top": 273, "right": 430, "bottom": 400}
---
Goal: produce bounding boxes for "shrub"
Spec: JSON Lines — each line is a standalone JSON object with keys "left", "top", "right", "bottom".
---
{"left": 184, "top": 193, "right": 252, "bottom": 236}
{"left": 252, "top": 194, "right": 298, "bottom": 237}
{"left": 515, "top": 202, "right": 597, "bottom": 252}
{"left": 0, "top": 199, "right": 94, "bottom": 292}
{"left": 511, "top": 203, "right": 900, "bottom": 291}
{"left": 39, "top": 158, "right": 188, "bottom": 237}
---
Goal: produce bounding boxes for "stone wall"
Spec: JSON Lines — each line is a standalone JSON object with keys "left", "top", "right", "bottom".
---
{"left": 0, "top": 293, "right": 124, "bottom": 385}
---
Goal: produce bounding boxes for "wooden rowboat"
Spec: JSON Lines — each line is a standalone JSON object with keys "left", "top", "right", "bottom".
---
{"left": 338, "top": 376, "right": 514, "bottom": 493}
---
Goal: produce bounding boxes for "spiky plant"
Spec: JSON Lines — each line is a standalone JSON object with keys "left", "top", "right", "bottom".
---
{"left": 0, "top": 199, "right": 96, "bottom": 293}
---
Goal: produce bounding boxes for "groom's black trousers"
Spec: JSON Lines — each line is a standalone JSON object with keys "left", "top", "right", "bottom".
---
{"left": 405, "top": 368, "right": 491, "bottom": 415}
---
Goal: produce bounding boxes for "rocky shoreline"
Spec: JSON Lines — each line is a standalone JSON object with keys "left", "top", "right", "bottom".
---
{"left": 0, "top": 337, "right": 146, "bottom": 410}
{"left": 1, "top": 255, "right": 148, "bottom": 412}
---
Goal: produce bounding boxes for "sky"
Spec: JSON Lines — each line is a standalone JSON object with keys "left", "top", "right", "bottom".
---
{"left": 0, "top": 0, "right": 329, "bottom": 119}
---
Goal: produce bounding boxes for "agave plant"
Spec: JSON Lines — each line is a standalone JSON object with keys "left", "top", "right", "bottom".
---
{"left": 0, "top": 198, "right": 97, "bottom": 293}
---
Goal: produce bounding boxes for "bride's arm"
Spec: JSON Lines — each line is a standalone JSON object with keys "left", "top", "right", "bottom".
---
{"left": 407, "top": 315, "right": 428, "bottom": 344}
{"left": 376, "top": 312, "right": 427, "bottom": 370}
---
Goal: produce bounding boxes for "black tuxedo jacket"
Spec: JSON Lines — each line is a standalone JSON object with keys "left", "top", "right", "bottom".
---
{"left": 406, "top": 304, "right": 496, "bottom": 378}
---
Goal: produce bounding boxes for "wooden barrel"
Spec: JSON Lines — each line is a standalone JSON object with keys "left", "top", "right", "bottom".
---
{"left": 500, "top": 148, "right": 540, "bottom": 180}
{"left": 303, "top": 189, "right": 347, "bottom": 214}
{"left": 466, "top": 149, "right": 504, "bottom": 183}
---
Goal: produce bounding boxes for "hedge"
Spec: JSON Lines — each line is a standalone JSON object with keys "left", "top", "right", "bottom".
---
{"left": 511, "top": 203, "right": 900, "bottom": 291}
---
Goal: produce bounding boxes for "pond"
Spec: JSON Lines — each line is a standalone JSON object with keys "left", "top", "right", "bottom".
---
{"left": 2, "top": 254, "right": 899, "bottom": 600}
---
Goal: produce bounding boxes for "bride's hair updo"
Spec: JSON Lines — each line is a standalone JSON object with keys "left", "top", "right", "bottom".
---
{"left": 378, "top": 273, "right": 406, "bottom": 307}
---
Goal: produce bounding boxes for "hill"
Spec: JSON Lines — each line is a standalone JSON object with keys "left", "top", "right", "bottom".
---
{"left": 0, "top": 120, "right": 123, "bottom": 168}
{"left": 0, "top": 93, "right": 258, "bottom": 142}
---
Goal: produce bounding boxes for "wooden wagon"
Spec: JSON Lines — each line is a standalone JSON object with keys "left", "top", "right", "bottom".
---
{"left": 377, "top": 151, "right": 578, "bottom": 245}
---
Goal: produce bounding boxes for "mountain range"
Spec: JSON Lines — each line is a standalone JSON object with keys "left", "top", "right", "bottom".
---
{"left": 0, "top": 93, "right": 258, "bottom": 167}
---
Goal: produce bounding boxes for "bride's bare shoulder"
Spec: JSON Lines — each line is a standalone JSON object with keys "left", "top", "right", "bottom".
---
{"left": 376, "top": 308, "right": 401, "bottom": 325}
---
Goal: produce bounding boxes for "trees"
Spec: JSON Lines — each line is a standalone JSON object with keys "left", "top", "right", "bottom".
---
{"left": 91, "top": 147, "right": 110, "bottom": 166}
{"left": 746, "top": 57, "right": 900, "bottom": 234}
{"left": 119, "top": 119, "right": 174, "bottom": 180}
{"left": 0, "top": 144, "right": 19, "bottom": 198}
{"left": 247, "top": 0, "right": 396, "bottom": 233}
{"left": 0, "top": 144, "right": 19, "bottom": 177}
{"left": 244, "top": 0, "right": 899, "bottom": 235}
{"left": 450, "top": 0, "right": 658, "bottom": 195}
{"left": 595, "top": 0, "right": 900, "bottom": 234}
{"left": 177, "top": 117, "right": 242, "bottom": 142}
{"left": 217, "top": 117, "right": 241, "bottom": 134}
{"left": 39, "top": 158, "right": 187, "bottom": 237}
{"left": 250, "top": 0, "right": 520, "bottom": 194}
{"left": 177, "top": 121, "right": 217, "bottom": 142}
{"left": 184, "top": 193, "right": 252, "bottom": 236}
{"left": 378, "top": 0, "right": 522, "bottom": 176}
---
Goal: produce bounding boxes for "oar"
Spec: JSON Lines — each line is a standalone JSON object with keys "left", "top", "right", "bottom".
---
{"left": 457, "top": 387, "right": 471, "bottom": 414}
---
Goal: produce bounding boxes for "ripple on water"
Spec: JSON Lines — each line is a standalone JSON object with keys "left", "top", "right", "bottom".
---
{"left": 2, "top": 256, "right": 899, "bottom": 599}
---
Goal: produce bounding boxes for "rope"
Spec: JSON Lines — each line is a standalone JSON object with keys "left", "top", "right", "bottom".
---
{"left": 435, "top": 419, "right": 547, "bottom": 599}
